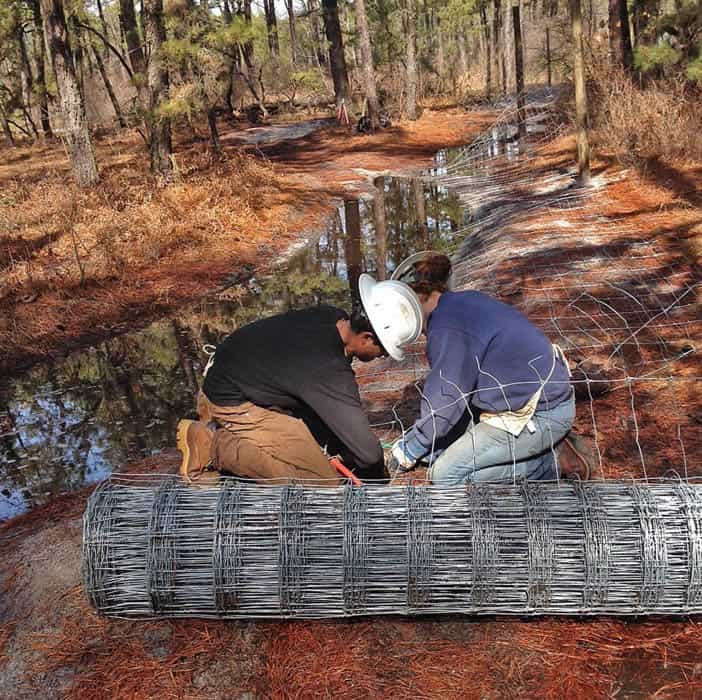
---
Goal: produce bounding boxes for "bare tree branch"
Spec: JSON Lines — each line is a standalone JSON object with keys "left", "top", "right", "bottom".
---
{"left": 75, "top": 21, "right": 134, "bottom": 79}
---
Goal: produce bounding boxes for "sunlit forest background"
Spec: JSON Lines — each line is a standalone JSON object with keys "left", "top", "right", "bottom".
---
{"left": 1, "top": 0, "right": 701, "bottom": 183}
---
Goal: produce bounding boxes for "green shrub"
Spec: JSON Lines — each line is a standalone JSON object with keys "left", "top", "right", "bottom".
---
{"left": 633, "top": 43, "right": 682, "bottom": 73}
{"left": 687, "top": 56, "right": 702, "bottom": 83}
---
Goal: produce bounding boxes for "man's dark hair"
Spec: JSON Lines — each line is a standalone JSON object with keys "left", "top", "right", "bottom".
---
{"left": 350, "top": 307, "right": 386, "bottom": 354}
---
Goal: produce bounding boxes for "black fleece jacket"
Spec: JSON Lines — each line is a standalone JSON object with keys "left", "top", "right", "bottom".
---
{"left": 202, "top": 305, "right": 383, "bottom": 472}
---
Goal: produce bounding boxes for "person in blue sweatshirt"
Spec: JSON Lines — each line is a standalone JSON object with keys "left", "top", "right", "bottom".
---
{"left": 381, "top": 253, "right": 576, "bottom": 485}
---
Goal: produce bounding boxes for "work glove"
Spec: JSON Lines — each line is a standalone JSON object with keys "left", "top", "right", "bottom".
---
{"left": 385, "top": 439, "right": 416, "bottom": 477}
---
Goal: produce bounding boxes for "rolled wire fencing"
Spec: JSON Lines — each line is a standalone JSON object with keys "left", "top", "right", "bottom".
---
{"left": 83, "top": 475, "right": 702, "bottom": 619}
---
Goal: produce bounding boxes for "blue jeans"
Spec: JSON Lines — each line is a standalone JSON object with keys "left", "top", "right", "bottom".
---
{"left": 428, "top": 393, "right": 575, "bottom": 485}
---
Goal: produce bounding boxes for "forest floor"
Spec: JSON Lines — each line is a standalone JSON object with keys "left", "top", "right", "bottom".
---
{"left": 0, "top": 107, "right": 493, "bottom": 379}
{"left": 1, "top": 106, "right": 702, "bottom": 698}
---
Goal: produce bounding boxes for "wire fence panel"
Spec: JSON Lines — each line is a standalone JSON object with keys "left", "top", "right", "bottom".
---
{"left": 356, "top": 92, "right": 700, "bottom": 485}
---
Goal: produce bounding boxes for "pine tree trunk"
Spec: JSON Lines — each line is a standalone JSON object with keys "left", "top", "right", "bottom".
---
{"left": 503, "top": 0, "right": 512, "bottom": 92}
{"left": 208, "top": 108, "right": 222, "bottom": 155}
{"left": 322, "top": 0, "right": 350, "bottom": 109}
{"left": 143, "top": 0, "right": 172, "bottom": 175}
{"left": 18, "top": 28, "right": 40, "bottom": 139}
{"left": 546, "top": 27, "right": 552, "bottom": 87}
{"left": 284, "top": 0, "right": 297, "bottom": 65}
{"left": 238, "top": 46, "right": 267, "bottom": 117}
{"left": 457, "top": 27, "right": 469, "bottom": 75}
{"left": 40, "top": 0, "right": 99, "bottom": 186}
{"left": 95, "top": 0, "right": 110, "bottom": 54}
{"left": 413, "top": 179, "right": 429, "bottom": 247}
{"left": 234, "top": 2, "right": 267, "bottom": 118}
{"left": 19, "top": 69, "right": 39, "bottom": 140}
{"left": 23, "top": 105, "right": 40, "bottom": 139}
{"left": 91, "top": 42, "right": 127, "bottom": 128}
{"left": 404, "top": 0, "right": 418, "bottom": 120}
{"left": 31, "top": 0, "right": 53, "bottom": 138}
{"left": 119, "top": 0, "right": 150, "bottom": 129}
{"left": 512, "top": 4, "right": 526, "bottom": 140}
{"left": 119, "top": 0, "right": 146, "bottom": 76}
{"left": 222, "top": 0, "right": 232, "bottom": 22}
{"left": 435, "top": 12, "right": 445, "bottom": 83}
{"left": 344, "top": 200, "right": 363, "bottom": 308}
{"left": 243, "top": 0, "right": 253, "bottom": 63}
{"left": 570, "top": 0, "right": 591, "bottom": 185}
{"left": 354, "top": 0, "right": 379, "bottom": 129}
{"left": 480, "top": 4, "right": 492, "bottom": 99}
{"left": 498, "top": 0, "right": 514, "bottom": 96}
{"left": 263, "top": 0, "right": 280, "bottom": 59}
{"left": 226, "top": 41, "right": 240, "bottom": 114}
{"left": 619, "top": 0, "right": 633, "bottom": 69}
{"left": 373, "top": 177, "right": 387, "bottom": 280}
{"left": 240, "top": 0, "right": 267, "bottom": 115}
{"left": 73, "top": 22, "right": 87, "bottom": 103}
{"left": 632, "top": 0, "right": 644, "bottom": 46}
{"left": 492, "top": 0, "right": 503, "bottom": 95}
{"left": 0, "top": 108, "right": 15, "bottom": 145}
{"left": 310, "top": 0, "right": 327, "bottom": 66}
{"left": 608, "top": 0, "right": 633, "bottom": 69}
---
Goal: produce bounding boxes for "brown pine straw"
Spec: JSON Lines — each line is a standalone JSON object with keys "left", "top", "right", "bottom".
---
{"left": 30, "top": 611, "right": 266, "bottom": 699}
{"left": 262, "top": 618, "right": 702, "bottom": 699}
{"left": 0, "top": 622, "right": 17, "bottom": 664}
{"left": 18, "top": 581, "right": 702, "bottom": 699}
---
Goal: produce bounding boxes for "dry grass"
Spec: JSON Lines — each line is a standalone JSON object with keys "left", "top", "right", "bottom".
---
{"left": 585, "top": 59, "right": 702, "bottom": 164}
{"left": 0, "top": 147, "right": 282, "bottom": 301}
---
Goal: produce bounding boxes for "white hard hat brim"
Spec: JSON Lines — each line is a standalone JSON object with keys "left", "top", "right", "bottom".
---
{"left": 358, "top": 274, "right": 423, "bottom": 362}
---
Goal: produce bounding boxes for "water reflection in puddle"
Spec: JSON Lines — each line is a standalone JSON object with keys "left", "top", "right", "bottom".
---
{"left": 0, "top": 174, "right": 463, "bottom": 521}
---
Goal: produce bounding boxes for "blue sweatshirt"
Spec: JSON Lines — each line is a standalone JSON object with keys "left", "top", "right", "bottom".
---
{"left": 401, "top": 291, "right": 572, "bottom": 461}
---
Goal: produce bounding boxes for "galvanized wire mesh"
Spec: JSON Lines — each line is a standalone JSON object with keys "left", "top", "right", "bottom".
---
{"left": 83, "top": 474, "right": 702, "bottom": 618}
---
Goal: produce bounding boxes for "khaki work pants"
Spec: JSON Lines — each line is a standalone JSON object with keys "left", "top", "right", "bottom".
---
{"left": 198, "top": 392, "right": 340, "bottom": 486}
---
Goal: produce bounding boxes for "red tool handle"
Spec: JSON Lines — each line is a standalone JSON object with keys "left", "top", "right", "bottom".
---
{"left": 330, "top": 457, "right": 362, "bottom": 486}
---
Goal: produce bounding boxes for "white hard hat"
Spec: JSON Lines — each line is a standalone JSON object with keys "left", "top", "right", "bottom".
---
{"left": 358, "top": 274, "right": 423, "bottom": 361}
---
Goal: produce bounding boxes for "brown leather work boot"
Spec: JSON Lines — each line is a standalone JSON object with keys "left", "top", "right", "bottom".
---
{"left": 177, "top": 419, "right": 217, "bottom": 484}
{"left": 557, "top": 432, "right": 596, "bottom": 481}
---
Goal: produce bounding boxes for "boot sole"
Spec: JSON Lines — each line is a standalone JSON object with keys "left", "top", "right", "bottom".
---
{"left": 176, "top": 419, "right": 194, "bottom": 483}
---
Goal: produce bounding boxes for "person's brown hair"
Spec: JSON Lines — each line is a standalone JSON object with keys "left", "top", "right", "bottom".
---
{"left": 408, "top": 254, "right": 452, "bottom": 297}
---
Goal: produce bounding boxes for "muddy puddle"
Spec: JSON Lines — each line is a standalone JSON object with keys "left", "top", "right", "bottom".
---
{"left": 0, "top": 164, "right": 480, "bottom": 521}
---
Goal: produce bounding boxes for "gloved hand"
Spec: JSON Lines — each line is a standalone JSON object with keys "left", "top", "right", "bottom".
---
{"left": 385, "top": 439, "right": 416, "bottom": 477}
